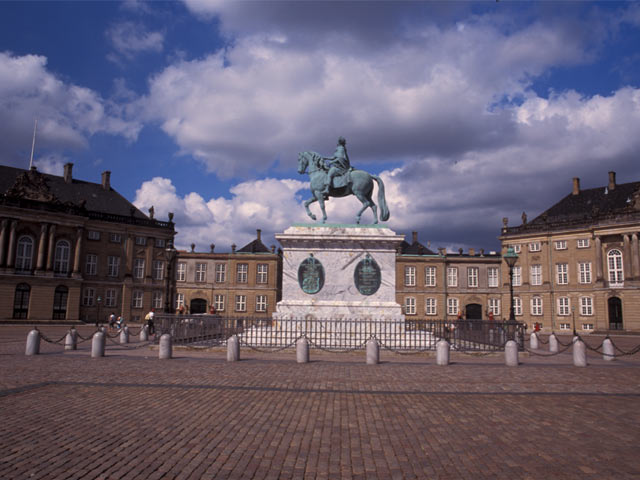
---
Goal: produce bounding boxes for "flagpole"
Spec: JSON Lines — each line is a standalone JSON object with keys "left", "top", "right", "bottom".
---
{"left": 29, "top": 119, "right": 37, "bottom": 169}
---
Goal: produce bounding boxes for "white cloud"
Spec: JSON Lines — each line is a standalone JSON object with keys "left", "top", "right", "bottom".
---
{"left": 107, "top": 21, "right": 164, "bottom": 61}
{"left": 0, "top": 51, "right": 142, "bottom": 167}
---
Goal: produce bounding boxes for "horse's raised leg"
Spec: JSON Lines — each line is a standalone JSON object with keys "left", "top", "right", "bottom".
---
{"left": 354, "top": 193, "right": 376, "bottom": 224}
{"left": 304, "top": 197, "right": 318, "bottom": 221}
{"left": 316, "top": 192, "right": 328, "bottom": 223}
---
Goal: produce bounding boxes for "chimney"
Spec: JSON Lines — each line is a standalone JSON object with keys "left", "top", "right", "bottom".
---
{"left": 190, "top": 243, "right": 195, "bottom": 252}
{"left": 608, "top": 171, "right": 616, "bottom": 191}
{"left": 231, "top": 244, "right": 236, "bottom": 253}
{"left": 270, "top": 245, "right": 276, "bottom": 253}
{"left": 572, "top": 177, "right": 580, "bottom": 195}
{"left": 257, "top": 229, "right": 262, "bottom": 241}
{"left": 64, "top": 163, "right": 73, "bottom": 184}
{"left": 210, "top": 243, "right": 215, "bottom": 253}
{"left": 438, "top": 247, "right": 446, "bottom": 256}
{"left": 101, "top": 171, "right": 111, "bottom": 190}
{"left": 412, "top": 231, "right": 418, "bottom": 243}
{"left": 469, "top": 248, "right": 475, "bottom": 256}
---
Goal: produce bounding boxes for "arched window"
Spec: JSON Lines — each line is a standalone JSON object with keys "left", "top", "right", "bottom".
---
{"left": 13, "top": 283, "right": 30, "bottom": 319}
{"left": 607, "top": 249, "right": 623, "bottom": 285}
{"left": 53, "top": 286, "right": 69, "bottom": 320}
{"left": 16, "top": 235, "right": 34, "bottom": 272}
{"left": 54, "top": 240, "right": 70, "bottom": 274}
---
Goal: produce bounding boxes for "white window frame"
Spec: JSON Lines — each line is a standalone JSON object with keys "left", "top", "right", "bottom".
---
{"left": 582, "top": 323, "right": 594, "bottom": 331}
{"left": 405, "top": 266, "right": 416, "bottom": 287}
{"left": 16, "top": 236, "right": 34, "bottom": 272}
{"left": 488, "top": 267, "right": 499, "bottom": 288}
{"left": 488, "top": 298, "right": 501, "bottom": 316}
{"left": 176, "top": 262, "right": 186, "bottom": 282}
{"left": 152, "top": 291, "right": 163, "bottom": 309}
{"left": 529, "top": 242, "right": 541, "bottom": 252}
{"left": 109, "top": 233, "right": 122, "bottom": 244}
{"left": 557, "top": 297, "right": 570, "bottom": 316}
{"left": 257, "top": 264, "right": 268, "bottom": 284}
{"left": 512, "top": 266, "right": 522, "bottom": 287}
{"left": 133, "top": 258, "right": 145, "bottom": 279}
{"left": 513, "top": 296, "right": 522, "bottom": 316}
{"left": 425, "top": 267, "right": 436, "bottom": 287}
{"left": 237, "top": 264, "right": 248, "bottom": 283}
{"left": 531, "top": 296, "right": 543, "bottom": 316}
{"left": 447, "top": 297, "right": 459, "bottom": 316}
{"left": 107, "top": 256, "right": 120, "bottom": 277}
{"left": 559, "top": 323, "right": 571, "bottom": 331}
{"left": 135, "top": 236, "right": 146, "bottom": 246}
{"left": 195, "top": 263, "right": 207, "bottom": 283}
{"left": 153, "top": 260, "right": 164, "bottom": 280}
{"left": 467, "top": 267, "right": 479, "bottom": 288}
{"left": 215, "top": 264, "right": 226, "bottom": 283}
{"left": 256, "top": 295, "right": 268, "bottom": 312}
{"left": 214, "top": 294, "right": 225, "bottom": 312}
{"left": 580, "top": 297, "right": 593, "bottom": 316}
{"left": 105, "top": 288, "right": 117, "bottom": 308}
{"left": 175, "top": 293, "right": 184, "bottom": 309}
{"left": 577, "top": 238, "right": 590, "bottom": 249}
{"left": 235, "top": 295, "right": 246, "bottom": 312}
{"left": 607, "top": 249, "right": 624, "bottom": 286}
{"left": 85, "top": 254, "right": 98, "bottom": 276}
{"left": 132, "top": 290, "right": 144, "bottom": 309}
{"left": 530, "top": 264, "right": 542, "bottom": 286}
{"left": 155, "top": 238, "right": 165, "bottom": 248}
{"left": 578, "top": 262, "right": 591, "bottom": 284}
{"left": 54, "top": 240, "right": 70, "bottom": 274}
{"left": 425, "top": 298, "right": 437, "bottom": 316}
{"left": 87, "top": 230, "right": 100, "bottom": 241}
{"left": 404, "top": 297, "right": 416, "bottom": 315}
{"left": 512, "top": 244, "right": 521, "bottom": 254}
{"left": 82, "top": 287, "right": 95, "bottom": 307}
{"left": 556, "top": 263, "right": 569, "bottom": 285}
{"left": 447, "top": 267, "right": 458, "bottom": 287}
{"left": 554, "top": 240, "right": 567, "bottom": 250}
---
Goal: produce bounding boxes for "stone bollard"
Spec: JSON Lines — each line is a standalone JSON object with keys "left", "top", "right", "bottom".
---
{"left": 91, "top": 331, "right": 105, "bottom": 358}
{"left": 296, "top": 337, "right": 309, "bottom": 364}
{"left": 436, "top": 339, "right": 450, "bottom": 366}
{"left": 25, "top": 329, "right": 41, "bottom": 356}
{"left": 549, "top": 333, "right": 558, "bottom": 353}
{"left": 602, "top": 337, "right": 615, "bottom": 362}
{"left": 159, "top": 334, "right": 172, "bottom": 360}
{"left": 530, "top": 332, "right": 539, "bottom": 350}
{"left": 505, "top": 340, "right": 518, "bottom": 367}
{"left": 227, "top": 335, "right": 240, "bottom": 362}
{"left": 139, "top": 325, "right": 149, "bottom": 342}
{"left": 64, "top": 328, "right": 77, "bottom": 351}
{"left": 120, "top": 327, "right": 129, "bottom": 344}
{"left": 366, "top": 338, "right": 379, "bottom": 365}
{"left": 573, "top": 338, "right": 587, "bottom": 367}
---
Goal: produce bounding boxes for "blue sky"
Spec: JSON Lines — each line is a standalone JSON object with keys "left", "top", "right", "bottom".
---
{"left": 1, "top": 1, "right": 639, "bottom": 252}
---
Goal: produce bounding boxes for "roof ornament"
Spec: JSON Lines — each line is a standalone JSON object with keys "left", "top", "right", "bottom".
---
{"left": 604, "top": 187, "right": 608, "bottom": 195}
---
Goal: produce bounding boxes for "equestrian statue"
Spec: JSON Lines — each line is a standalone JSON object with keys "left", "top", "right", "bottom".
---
{"left": 298, "top": 137, "right": 390, "bottom": 224}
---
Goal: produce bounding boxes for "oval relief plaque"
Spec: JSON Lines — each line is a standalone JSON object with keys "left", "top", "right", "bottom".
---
{"left": 354, "top": 254, "right": 381, "bottom": 296}
{"left": 298, "top": 254, "right": 325, "bottom": 294}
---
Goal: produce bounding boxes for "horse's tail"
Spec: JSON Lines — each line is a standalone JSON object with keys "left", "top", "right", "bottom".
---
{"left": 371, "top": 174, "right": 390, "bottom": 222}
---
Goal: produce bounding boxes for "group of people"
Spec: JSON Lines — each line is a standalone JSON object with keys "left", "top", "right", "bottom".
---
{"left": 106, "top": 309, "right": 156, "bottom": 335}
{"left": 107, "top": 313, "right": 125, "bottom": 331}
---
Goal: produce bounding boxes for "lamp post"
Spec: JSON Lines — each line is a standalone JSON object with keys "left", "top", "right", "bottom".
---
{"left": 164, "top": 242, "right": 177, "bottom": 314}
{"left": 503, "top": 246, "right": 519, "bottom": 340}
{"left": 96, "top": 295, "right": 103, "bottom": 327}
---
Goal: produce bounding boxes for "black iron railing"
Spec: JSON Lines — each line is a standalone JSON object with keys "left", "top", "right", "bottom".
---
{"left": 154, "top": 315, "right": 525, "bottom": 352}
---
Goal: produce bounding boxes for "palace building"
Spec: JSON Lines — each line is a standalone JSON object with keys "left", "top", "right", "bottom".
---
{"left": 0, "top": 164, "right": 176, "bottom": 324}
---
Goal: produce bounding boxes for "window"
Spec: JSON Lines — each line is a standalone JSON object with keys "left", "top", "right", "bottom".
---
{"left": 215, "top": 264, "right": 226, "bottom": 282}
{"left": 554, "top": 240, "right": 567, "bottom": 250}
{"left": 447, "top": 297, "right": 459, "bottom": 316}
{"left": 557, "top": 297, "right": 570, "bottom": 316}
{"left": 513, "top": 296, "right": 522, "bottom": 316}
{"left": 467, "top": 267, "right": 478, "bottom": 288}
{"left": 512, "top": 244, "right": 521, "bottom": 254}
{"left": 105, "top": 288, "right": 117, "bottom": 308}
{"left": 404, "top": 297, "right": 416, "bottom": 315}
{"left": 109, "top": 233, "right": 121, "bottom": 243}
{"left": 134, "top": 259, "right": 145, "bottom": 279}
{"left": 256, "top": 295, "right": 268, "bottom": 312}
{"left": 513, "top": 266, "right": 522, "bottom": 287}
{"left": 153, "top": 261, "right": 164, "bottom": 280}
{"left": 152, "top": 291, "right": 163, "bottom": 309}
{"left": 578, "top": 262, "right": 591, "bottom": 284}
{"left": 488, "top": 267, "right": 499, "bottom": 288}
{"left": 13, "top": 283, "right": 30, "bottom": 319}
{"left": 16, "top": 236, "right": 34, "bottom": 272}
{"left": 235, "top": 295, "right": 246, "bottom": 312}
{"left": 556, "top": 263, "right": 568, "bottom": 285}
{"left": 176, "top": 262, "right": 186, "bottom": 282}
{"left": 425, "top": 298, "right": 437, "bottom": 316}
{"left": 52, "top": 286, "right": 68, "bottom": 320}
{"left": 425, "top": 267, "right": 436, "bottom": 287}
{"left": 577, "top": 238, "right": 590, "bottom": 249}
{"left": 135, "top": 236, "right": 146, "bottom": 246}
{"left": 531, "top": 296, "right": 543, "bottom": 316}
{"left": 54, "top": 240, "right": 70, "bottom": 274}
{"left": 87, "top": 230, "right": 100, "bottom": 241}
{"left": 155, "top": 238, "right": 165, "bottom": 248}
{"left": 404, "top": 266, "right": 416, "bottom": 286}
{"left": 82, "top": 288, "right": 95, "bottom": 307}
{"left": 607, "top": 249, "right": 623, "bottom": 285}
{"left": 214, "top": 294, "right": 225, "bottom": 312}
{"left": 488, "top": 298, "right": 500, "bottom": 316}
{"left": 559, "top": 323, "right": 571, "bottom": 330}
{"left": 132, "top": 290, "right": 143, "bottom": 309}
{"left": 447, "top": 267, "right": 458, "bottom": 287}
{"left": 529, "top": 242, "right": 541, "bottom": 252}
{"left": 580, "top": 297, "right": 593, "bottom": 316}
{"left": 582, "top": 323, "right": 594, "bottom": 331}
{"left": 257, "top": 264, "right": 269, "bottom": 284}
{"left": 195, "top": 263, "right": 207, "bottom": 282}
{"left": 175, "top": 293, "right": 184, "bottom": 309}
{"left": 530, "top": 265, "right": 542, "bottom": 286}
{"left": 85, "top": 254, "right": 97, "bottom": 276}
{"left": 107, "top": 256, "right": 120, "bottom": 277}
{"left": 237, "top": 264, "right": 248, "bottom": 283}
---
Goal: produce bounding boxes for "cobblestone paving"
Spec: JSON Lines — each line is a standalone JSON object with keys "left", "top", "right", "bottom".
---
{"left": 1, "top": 325, "right": 640, "bottom": 479}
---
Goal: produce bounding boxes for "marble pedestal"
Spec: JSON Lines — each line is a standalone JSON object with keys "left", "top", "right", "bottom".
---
{"left": 273, "top": 224, "right": 405, "bottom": 321}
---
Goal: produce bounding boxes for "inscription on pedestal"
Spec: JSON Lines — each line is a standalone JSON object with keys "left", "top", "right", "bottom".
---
{"left": 354, "top": 254, "right": 381, "bottom": 296}
{"left": 298, "top": 254, "right": 325, "bottom": 294}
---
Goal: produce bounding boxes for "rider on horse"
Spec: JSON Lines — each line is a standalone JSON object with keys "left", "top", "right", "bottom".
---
{"left": 321, "top": 136, "right": 351, "bottom": 196}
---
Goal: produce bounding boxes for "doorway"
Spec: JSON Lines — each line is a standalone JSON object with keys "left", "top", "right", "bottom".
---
{"left": 465, "top": 303, "right": 482, "bottom": 320}
{"left": 190, "top": 298, "right": 207, "bottom": 314}
{"left": 608, "top": 297, "right": 623, "bottom": 330}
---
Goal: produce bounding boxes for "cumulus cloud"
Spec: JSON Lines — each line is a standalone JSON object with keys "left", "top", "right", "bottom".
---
{"left": 107, "top": 21, "right": 164, "bottom": 62}
{"left": 0, "top": 52, "right": 142, "bottom": 167}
